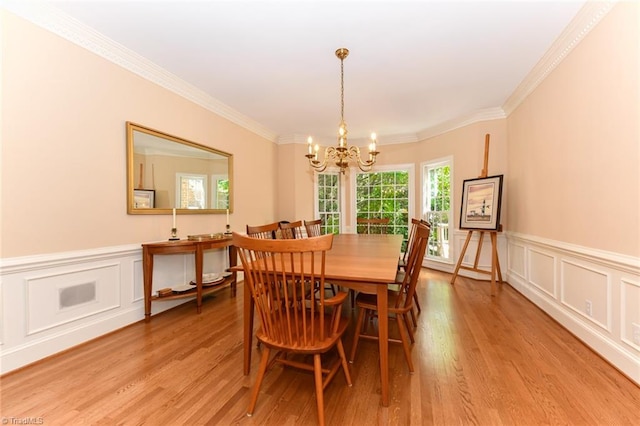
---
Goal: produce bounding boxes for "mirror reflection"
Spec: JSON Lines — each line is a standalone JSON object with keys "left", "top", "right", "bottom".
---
{"left": 126, "top": 122, "right": 233, "bottom": 214}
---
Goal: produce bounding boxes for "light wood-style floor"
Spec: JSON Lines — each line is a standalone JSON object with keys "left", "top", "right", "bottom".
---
{"left": 1, "top": 270, "right": 638, "bottom": 425}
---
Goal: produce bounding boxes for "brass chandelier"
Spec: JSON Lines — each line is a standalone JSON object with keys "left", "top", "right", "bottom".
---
{"left": 305, "top": 48, "right": 379, "bottom": 174}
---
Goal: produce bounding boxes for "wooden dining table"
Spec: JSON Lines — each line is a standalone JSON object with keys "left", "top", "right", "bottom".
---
{"left": 235, "top": 233, "right": 403, "bottom": 407}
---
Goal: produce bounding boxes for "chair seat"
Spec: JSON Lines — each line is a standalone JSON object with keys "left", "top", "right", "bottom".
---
{"left": 354, "top": 291, "right": 410, "bottom": 314}
{"left": 256, "top": 315, "right": 350, "bottom": 354}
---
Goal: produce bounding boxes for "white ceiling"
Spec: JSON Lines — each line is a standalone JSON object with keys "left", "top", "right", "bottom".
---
{"left": 24, "top": 1, "right": 597, "bottom": 144}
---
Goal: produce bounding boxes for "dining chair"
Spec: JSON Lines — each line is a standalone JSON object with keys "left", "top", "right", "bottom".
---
{"left": 349, "top": 223, "right": 430, "bottom": 372}
{"left": 399, "top": 218, "right": 428, "bottom": 327}
{"left": 279, "top": 220, "right": 305, "bottom": 239}
{"left": 246, "top": 222, "right": 279, "bottom": 239}
{"left": 356, "top": 217, "right": 390, "bottom": 234}
{"left": 304, "top": 218, "right": 323, "bottom": 237}
{"left": 232, "top": 233, "right": 352, "bottom": 426}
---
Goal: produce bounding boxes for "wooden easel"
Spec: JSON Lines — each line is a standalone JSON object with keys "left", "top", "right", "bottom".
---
{"left": 450, "top": 134, "right": 503, "bottom": 295}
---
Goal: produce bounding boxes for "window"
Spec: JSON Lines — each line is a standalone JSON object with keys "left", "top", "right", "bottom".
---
{"left": 422, "top": 157, "right": 452, "bottom": 261}
{"left": 314, "top": 172, "right": 341, "bottom": 234}
{"left": 211, "top": 175, "right": 229, "bottom": 209}
{"left": 352, "top": 165, "right": 414, "bottom": 250}
{"left": 176, "top": 173, "right": 207, "bottom": 209}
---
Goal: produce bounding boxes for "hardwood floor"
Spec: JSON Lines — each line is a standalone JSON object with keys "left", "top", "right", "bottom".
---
{"left": 1, "top": 269, "right": 638, "bottom": 425}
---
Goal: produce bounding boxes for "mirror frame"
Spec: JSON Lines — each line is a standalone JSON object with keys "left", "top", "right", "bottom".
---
{"left": 126, "top": 122, "right": 233, "bottom": 215}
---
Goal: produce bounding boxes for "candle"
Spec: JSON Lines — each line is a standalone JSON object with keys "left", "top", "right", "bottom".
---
{"left": 172, "top": 208, "right": 176, "bottom": 228}
{"left": 226, "top": 209, "right": 230, "bottom": 226}
{"left": 307, "top": 136, "right": 313, "bottom": 155}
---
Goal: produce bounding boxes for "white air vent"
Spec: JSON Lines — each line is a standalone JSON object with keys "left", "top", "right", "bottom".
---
{"left": 59, "top": 282, "right": 96, "bottom": 309}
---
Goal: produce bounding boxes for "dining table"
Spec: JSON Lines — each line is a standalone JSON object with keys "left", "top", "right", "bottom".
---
{"left": 234, "top": 233, "right": 403, "bottom": 407}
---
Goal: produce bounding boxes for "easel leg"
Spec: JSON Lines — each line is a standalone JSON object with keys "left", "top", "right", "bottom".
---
{"left": 450, "top": 231, "right": 473, "bottom": 285}
{"left": 473, "top": 231, "right": 485, "bottom": 269}
{"left": 490, "top": 232, "right": 503, "bottom": 296}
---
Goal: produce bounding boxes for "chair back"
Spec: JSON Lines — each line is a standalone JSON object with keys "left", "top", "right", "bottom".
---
{"left": 395, "top": 223, "right": 430, "bottom": 310}
{"left": 233, "top": 232, "right": 339, "bottom": 347}
{"left": 304, "top": 219, "right": 323, "bottom": 237}
{"left": 356, "top": 217, "right": 390, "bottom": 234}
{"left": 246, "top": 222, "right": 279, "bottom": 239}
{"left": 279, "top": 220, "right": 304, "bottom": 239}
{"left": 402, "top": 218, "right": 422, "bottom": 264}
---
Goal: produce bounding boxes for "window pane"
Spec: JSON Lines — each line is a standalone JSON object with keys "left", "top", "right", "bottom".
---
{"left": 423, "top": 162, "right": 452, "bottom": 261}
{"left": 355, "top": 169, "right": 411, "bottom": 250}
{"left": 316, "top": 172, "right": 341, "bottom": 234}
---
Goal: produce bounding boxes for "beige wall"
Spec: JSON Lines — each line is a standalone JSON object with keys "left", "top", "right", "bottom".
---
{"left": 2, "top": 2, "right": 638, "bottom": 260}
{"left": 275, "top": 143, "right": 315, "bottom": 224}
{"left": 1, "top": 11, "right": 277, "bottom": 257}
{"left": 507, "top": 1, "right": 639, "bottom": 256}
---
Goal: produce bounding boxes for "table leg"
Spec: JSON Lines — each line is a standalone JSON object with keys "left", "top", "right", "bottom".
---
{"left": 228, "top": 245, "right": 238, "bottom": 297}
{"left": 377, "top": 284, "right": 389, "bottom": 406}
{"left": 195, "top": 245, "right": 203, "bottom": 313}
{"left": 243, "top": 280, "right": 254, "bottom": 375}
{"left": 143, "top": 248, "right": 153, "bottom": 322}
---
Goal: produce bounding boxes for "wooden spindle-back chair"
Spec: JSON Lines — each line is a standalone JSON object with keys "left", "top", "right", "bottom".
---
{"left": 279, "top": 220, "right": 305, "bottom": 239}
{"left": 399, "top": 218, "right": 429, "bottom": 326}
{"left": 246, "top": 222, "right": 279, "bottom": 239}
{"left": 232, "top": 233, "right": 352, "bottom": 426}
{"left": 349, "top": 223, "right": 430, "bottom": 372}
{"left": 356, "top": 217, "right": 390, "bottom": 234}
{"left": 304, "top": 219, "right": 323, "bottom": 237}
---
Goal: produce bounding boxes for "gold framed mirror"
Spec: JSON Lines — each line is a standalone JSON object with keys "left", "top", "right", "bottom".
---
{"left": 126, "top": 122, "right": 233, "bottom": 215}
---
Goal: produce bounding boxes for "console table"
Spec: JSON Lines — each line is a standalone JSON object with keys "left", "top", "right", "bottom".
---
{"left": 142, "top": 236, "right": 237, "bottom": 321}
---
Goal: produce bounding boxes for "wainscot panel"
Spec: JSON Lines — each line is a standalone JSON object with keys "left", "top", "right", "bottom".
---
{"left": 620, "top": 278, "right": 640, "bottom": 352}
{"left": 528, "top": 248, "right": 556, "bottom": 298}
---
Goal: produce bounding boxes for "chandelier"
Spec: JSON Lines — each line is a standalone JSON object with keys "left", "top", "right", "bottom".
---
{"left": 305, "top": 48, "right": 379, "bottom": 174}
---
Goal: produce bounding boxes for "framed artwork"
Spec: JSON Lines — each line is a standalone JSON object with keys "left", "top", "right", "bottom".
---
{"left": 459, "top": 175, "right": 503, "bottom": 230}
{"left": 133, "top": 189, "right": 155, "bottom": 208}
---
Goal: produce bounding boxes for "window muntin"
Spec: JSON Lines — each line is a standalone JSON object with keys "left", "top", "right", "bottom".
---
{"left": 177, "top": 173, "right": 207, "bottom": 209}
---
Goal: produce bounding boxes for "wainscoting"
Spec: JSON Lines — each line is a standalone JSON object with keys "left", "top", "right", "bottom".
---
{"left": 2, "top": 233, "right": 638, "bottom": 385}
{"left": 0, "top": 244, "right": 231, "bottom": 374}
{"left": 506, "top": 232, "right": 640, "bottom": 385}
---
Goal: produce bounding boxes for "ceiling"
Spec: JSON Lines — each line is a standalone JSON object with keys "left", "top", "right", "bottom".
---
{"left": 33, "top": 1, "right": 593, "bottom": 145}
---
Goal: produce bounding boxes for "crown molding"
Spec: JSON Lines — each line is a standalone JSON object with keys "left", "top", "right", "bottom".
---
{"left": 416, "top": 107, "right": 507, "bottom": 141}
{"left": 502, "top": 1, "right": 617, "bottom": 115}
{"left": 5, "top": 1, "right": 615, "bottom": 146}
{"left": 3, "top": 0, "right": 278, "bottom": 142}
{"left": 277, "top": 132, "right": 419, "bottom": 146}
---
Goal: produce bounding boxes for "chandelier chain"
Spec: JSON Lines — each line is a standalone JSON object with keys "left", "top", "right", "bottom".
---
{"left": 340, "top": 56, "right": 345, "bottom": 124}
{"left": 304, "top": 47, "right": 379, "bottom": 174}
